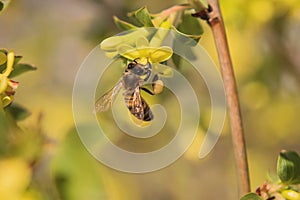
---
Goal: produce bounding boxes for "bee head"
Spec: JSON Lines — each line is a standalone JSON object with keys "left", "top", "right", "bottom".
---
{"left": 126, "top": 60, "right": 149, "bottom": 76}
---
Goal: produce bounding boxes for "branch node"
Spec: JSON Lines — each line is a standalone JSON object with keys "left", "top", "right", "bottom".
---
{"left": 191, "top": 4, "right": 219, "bottom": 26}
{"left": 191, "top": 9, "right": 209, "bottom": 21}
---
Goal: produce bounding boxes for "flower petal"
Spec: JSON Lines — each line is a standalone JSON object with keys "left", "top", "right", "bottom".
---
{"left": 150, "top": 46, "right": 173, "bottom": 63}
{"left": 0, "top": 75, "right": 8, "bottom": 94}
{"left": 118, "top": 44, "right": 140, "bottom": 60}
{"left": 3, "top": 51, "right": 14, "bottom": 77}
{"left": 136, "top": 36, "right": 149, "bottom": 49}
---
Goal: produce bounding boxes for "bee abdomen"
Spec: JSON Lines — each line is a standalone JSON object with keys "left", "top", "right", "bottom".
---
{"left": 142, "top": 109, "right": 153, "bottom": 121}
{"left": 123, "top": 93, "right": 153, "bottom": 121}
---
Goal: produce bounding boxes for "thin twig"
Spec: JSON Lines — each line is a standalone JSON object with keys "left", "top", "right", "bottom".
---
{"left": 159, "top": 3, "right": 191, "bottom": 18}
{"left": 193, "top": 0, "right": 250, "bottom": 197}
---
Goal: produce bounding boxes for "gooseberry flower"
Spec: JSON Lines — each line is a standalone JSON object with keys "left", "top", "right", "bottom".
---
{"left": 117, "top": 36, "right": 173, "bottom": 64}
{"left": 100, "top": 27, "right": 174, "bottom": 78}
{"left": 100, "top": 21, "right": 173, "bottom": 64}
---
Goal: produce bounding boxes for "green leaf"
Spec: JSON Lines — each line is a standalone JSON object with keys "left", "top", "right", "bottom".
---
{"left": 53, "top": 127, "right": 107, "bottom": 200}
{"left": 188, "top": 0, "right": 208, "bottom": 12}
{"left": 172, "top": 33, "right": 198, "bottom": 69}
{"left": 9, "top": 63, "right": 37, "bottom": 78}
{"left": 149, "top": 20, "right": 171, "bottom": 47}
{"left": 240, "top": 193, "right": 263, "bottom": 200}
{"left": 277, "top": 150, "right": 300, "bottom": 185}
{"left": 0, "top": 49, "right": 7, "bottom": 54}
{"left": 0, "top": 2, "right": 3, "bottom": 11}
{"left": 174, "top": 11, "right": 203, "bottom": 43}
{"left": 14, "top": 55, "right": 23, "bottom": 65}
{"left": 0, "top": 107, "right": 9, "bottom": 131}
{"left": 0, "top": 0, "right": 11, "bottom": 13}
{"left": 113, "top": 16, "right": 138, "bottom": 30}
{"left": 0, "top": 50, "right": 23, "bottom": 73}
{"left": 4, "top": 103, "right": 31, "bottom": 121}
{"left": 171, "top": 13, "right": 201, "bottom": 68}
{"left": 130, "top": 7, "right": 154, "bottom": 27}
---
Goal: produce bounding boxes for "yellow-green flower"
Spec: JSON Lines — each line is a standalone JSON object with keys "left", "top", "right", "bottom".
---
{"left": 100, "top": 28, "right": 174, "bottom": 79}
{"left": 117, "top": 36, "right": 172, "bottom": 65}
{"left": 0, "top": 51, "right": 19, "bottom": 108}
{"left": 116, "top": 36, "right": 174, "bottom": 79}
{"left": 100, "top": 21, "right": 173, "bottom": 64}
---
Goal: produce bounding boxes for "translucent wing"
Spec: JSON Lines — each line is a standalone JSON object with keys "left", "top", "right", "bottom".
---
{"left": 95, "top": 81, "right": 122, "bottom": 113}
{"left": 152, "top": 63, "right": 173, "bottom": 78}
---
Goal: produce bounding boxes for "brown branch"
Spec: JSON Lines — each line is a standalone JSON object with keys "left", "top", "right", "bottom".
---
{"left": 193, "top": 0, "right": 250, "bottom": 197}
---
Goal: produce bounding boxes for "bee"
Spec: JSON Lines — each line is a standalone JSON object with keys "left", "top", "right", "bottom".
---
{"left": 95, "top": 59, "right": 172, "bottom": 122}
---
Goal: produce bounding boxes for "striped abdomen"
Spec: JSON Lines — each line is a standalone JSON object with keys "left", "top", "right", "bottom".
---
{"left": 123, "top": 89, "right": 153, "bottom": 121}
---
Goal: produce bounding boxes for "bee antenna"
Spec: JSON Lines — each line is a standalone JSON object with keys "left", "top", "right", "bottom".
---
{"left": 133, "top": 58, "right": 140, "bottom": 63}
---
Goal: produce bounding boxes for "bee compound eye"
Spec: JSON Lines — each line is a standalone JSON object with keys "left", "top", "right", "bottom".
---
{"left": 127, "top": 62, "right": 135, "bottom": 69}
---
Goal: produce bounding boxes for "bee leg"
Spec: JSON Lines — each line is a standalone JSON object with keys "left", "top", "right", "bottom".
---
{"left": 144, "top": 69, "right": 151, "bottom": 81}
{"left": 152, "top": 74, "right": 164, "bottom": 94}
{"left": 141, "top": 74, "right": 158, "bottom": 95}
{"left": 141, "top": 87, "right": 155, "bottom": 95}
{"left": 141, "top": 80, "right": 164, "bottom": 96}
{"left": 153, "top": 80, "right": 164, "bottom": 94}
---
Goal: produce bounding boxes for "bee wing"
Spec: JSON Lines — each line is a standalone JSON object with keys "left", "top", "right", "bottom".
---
{"left": 95, "top": 81, "right": 122, "bottom": 113}
{"left": 129, "top": 87, "right": 144, "bottom": 121}
{"left": 152, "top": 63, "right": 173, "bottom": 78}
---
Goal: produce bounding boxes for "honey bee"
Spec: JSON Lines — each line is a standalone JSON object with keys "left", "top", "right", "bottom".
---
{"left": 95, "top": 59, "right": 172, "bottom": 122}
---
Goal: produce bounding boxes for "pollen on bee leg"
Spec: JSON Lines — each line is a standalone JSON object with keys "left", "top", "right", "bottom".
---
{"left": 153, "top": 80, "right": 164, "bottom": 94}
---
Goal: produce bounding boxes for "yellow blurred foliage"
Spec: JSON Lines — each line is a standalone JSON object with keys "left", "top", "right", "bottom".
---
{"left": 1, "top": 0, "right": 300, "bottom": 199}
{"left": 248, "top": 0, "right": 275, "bottom": 24}
{"left": 241, "top": 82, "right": 270, "bottom": 110}
{"left": 0, "top": 158, "right": 31, "bottom": 200}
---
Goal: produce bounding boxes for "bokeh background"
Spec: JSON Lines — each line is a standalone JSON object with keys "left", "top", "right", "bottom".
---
{"left": 0, "top": 0, "right": 300, "bottom": 199}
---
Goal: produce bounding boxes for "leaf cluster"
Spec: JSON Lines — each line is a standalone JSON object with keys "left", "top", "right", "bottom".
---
{"left": 114, "top": 6, "right": 203, "bottom": 40}
{"left": 241, "top": 150, "right": 300, "bottom": 200}
{"left": 0, "top": 49, "right": 36, "bottom": 120}
{"left": 100, "top": 5, "right": 204, "bottom": 64}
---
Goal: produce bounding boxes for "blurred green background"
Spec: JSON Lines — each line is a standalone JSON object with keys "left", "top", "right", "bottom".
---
{"left": 1, "top": 0, "right": 300, "bottom": 199}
